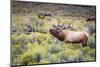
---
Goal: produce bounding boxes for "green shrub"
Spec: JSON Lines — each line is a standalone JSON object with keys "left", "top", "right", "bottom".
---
{"left": 12, "top": 33, "right": 29, "bottom": 45}
{"left": 48, "top": 54, "right": 61, "bottom": 63}
{"left": 20, "top": 52, "right": 33, "bottom": 65}
{"left": 30, "top": 18, "right": 52, "bottom": 33}
{"left": 88, "top": 35, "right": 96, "bottom": 48}
{"left": 12, "top": 45, "right": 23, "bottom": 56}
{"left": 48, "top": 44, "right": 62, "bottom": 54}
{"left": 57, "top": 48, "right": 81, "bottom": 62}
{"left": 12, "top": 55, "right": 22, "bottom": 66}
{"left": 31, "top": 33, "right": 54, "bottom": 45}
{"left": 12, "top": 34, "right": 18, "bottom": 45}
{"left": 27, "top": 43, "right": 49, "bottom": 63}
{"left": 80, "top": 47, "right": 96, "bottom": 61}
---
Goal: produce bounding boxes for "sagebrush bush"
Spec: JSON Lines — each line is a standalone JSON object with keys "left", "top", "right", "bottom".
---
{"left": 12, "top": 33, "right": 30, "bottom": 45}
{"left": 57, "top": 48, "right": 81, "bottom": 62}
{"left": 19, "top": 51, "right": 33, "bottom": 65}
{"left": 31, "top": 33, "right": 54, "bottom": 45}
{"left": 48, "top": 54, "right": 61, "bottom": 63}
{"left": 48, "top": 44, "right": 62, "bottom": 54}
{"left": 88, "top": 35, "right": 96, "bottom": 48}
{"left": 80, "top": 47, "right": 96, "bottom": 61}
{"left": 12, "top": 45, "right": 23, "bottom": 56}
{"left": 29, "top": 18, "right": 52, "bottom": 33}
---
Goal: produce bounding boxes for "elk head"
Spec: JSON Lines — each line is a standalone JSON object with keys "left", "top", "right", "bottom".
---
{"left": 49, "top": 23, "right": 71, "bottom": 41}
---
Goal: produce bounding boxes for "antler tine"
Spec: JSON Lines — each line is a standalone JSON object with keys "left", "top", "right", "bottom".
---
{"left": 61, "top": 23, "right": 68, "bottom": 29}
{"left": 53, "top": 22, "right": 60, "bottom": 29}
{"left": 63, "top": 23, "right": 67, "bottom": 28}
{"left": 57, "top": 23, "right": 66, "bottom": 30}
{"left": 62, "top": 23, "right": 65, "bottom": 27}
{"left": 61, "top": 23, "right": 71, "bottom": 30}
{"left": 56, "top": 22, "right": 61, "bottom": 30}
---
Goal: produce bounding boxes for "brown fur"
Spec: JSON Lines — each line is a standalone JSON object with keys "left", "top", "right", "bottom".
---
{"left": 49, "top": 29, "right": 88, "bottom": 47}
{"left": 86, "top": 16, "right": 96, "bottom": 22}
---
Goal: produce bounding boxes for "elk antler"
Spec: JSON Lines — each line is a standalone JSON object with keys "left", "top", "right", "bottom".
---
{"left": 53, "top": 23, "right": 71, "bottom": 30}
{"left": 59, "top": 23, "right": 71, "bottom": 30}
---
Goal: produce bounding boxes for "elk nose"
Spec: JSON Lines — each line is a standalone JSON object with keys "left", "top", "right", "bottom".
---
{"left": 49, "top": 29, "right": 54, "bottom": 33}
{"left": 49, "top": 29, "right": 52, "bottom": 33}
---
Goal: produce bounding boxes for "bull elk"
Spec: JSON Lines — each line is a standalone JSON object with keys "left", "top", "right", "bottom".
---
{"left": 49, "top": 23, "right": 89, "bottom": 47}
{"left": 86, "top": 16, "right": 96, "bottom": 22}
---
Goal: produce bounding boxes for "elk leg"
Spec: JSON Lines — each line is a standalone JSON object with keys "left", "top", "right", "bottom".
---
{"left": 82, "top": 39, "right": 87, "bottom": 47}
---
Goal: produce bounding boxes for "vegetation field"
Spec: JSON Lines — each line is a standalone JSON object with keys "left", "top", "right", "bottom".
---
{"left": 11, "top": 1, "right": 96, "bottom": 66}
